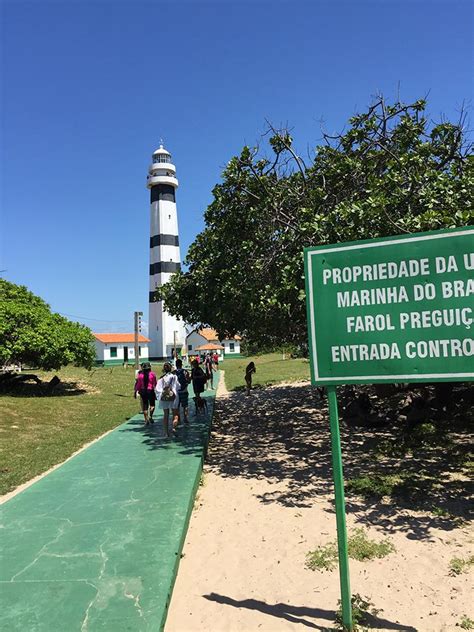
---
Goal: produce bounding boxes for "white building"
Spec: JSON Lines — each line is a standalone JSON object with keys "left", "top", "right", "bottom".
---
{"left": 186, "top": 328, "right": 241, "bottom": 358}
{"left": 93, "top": 333, "right": 150, "bottom": 366}
{"left": 146, "top": 143, "right": 186, "bottom": 359}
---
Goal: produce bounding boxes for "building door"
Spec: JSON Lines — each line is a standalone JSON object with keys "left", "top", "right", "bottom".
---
{"left": 123, "top": 347, "right": 129, "bottom": 363}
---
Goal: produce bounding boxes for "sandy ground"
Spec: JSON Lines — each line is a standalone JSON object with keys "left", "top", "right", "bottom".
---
{"left": 166, "top": 376, "right": 473, "bottom": 632}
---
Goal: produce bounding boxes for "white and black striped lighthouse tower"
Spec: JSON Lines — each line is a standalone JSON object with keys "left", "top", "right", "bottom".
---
{"left": 146, "top": 143, "right": 186, "bottom": 360}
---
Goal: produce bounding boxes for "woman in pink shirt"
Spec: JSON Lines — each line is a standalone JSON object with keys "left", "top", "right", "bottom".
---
{"left": 134, "top": 362, "right": 157, "bottom": 425}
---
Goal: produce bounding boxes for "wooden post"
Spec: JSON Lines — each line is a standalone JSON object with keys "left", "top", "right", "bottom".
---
{"left": 134, "top": 311, "right": 142, "bottom": 370}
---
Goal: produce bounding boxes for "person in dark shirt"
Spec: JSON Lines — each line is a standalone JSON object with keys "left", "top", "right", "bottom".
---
{"left": 174, "top": 358, "right": 191, "bottom": 424}
{"left": 244, "top": 361, "right": 256, "bottom": 395}
{"left": 191, "top": 359, "right": 207, "bottom": 408}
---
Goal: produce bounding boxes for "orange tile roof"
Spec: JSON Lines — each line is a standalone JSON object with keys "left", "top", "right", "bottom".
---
{"left": 194, "top": 343, "right": 225, "bottom": 351}
{"left": 198, "top": 328, "right": 219, "bottom": 341}
{"left": 197, "top": 328, "right": 242, "bottom": 341}
{"left": 93, "top": 333, "right": 150, "bottom": 343}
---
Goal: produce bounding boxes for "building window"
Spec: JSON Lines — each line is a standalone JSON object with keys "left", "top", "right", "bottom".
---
{"left": 188, "top": 344, "right": 193, "bottom": 351}
{"left": 138, "top": 346, "right": 141, "bottom": 355}
{"left": 229, "top": 342, "right": 235, "bottom": 351}
{"left": 110, "top": 347, "right": 117, "bottom": 358}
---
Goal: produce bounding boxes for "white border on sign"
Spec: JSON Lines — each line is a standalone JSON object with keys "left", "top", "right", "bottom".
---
{"left": 307, "top": 229, "right": 474, "bottom": 382}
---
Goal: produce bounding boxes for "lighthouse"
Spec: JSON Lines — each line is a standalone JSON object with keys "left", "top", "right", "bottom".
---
{"left": 146, "top": 143, "right": 186, "bottom": 360}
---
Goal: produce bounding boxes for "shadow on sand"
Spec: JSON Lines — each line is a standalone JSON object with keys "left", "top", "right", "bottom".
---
{"left": 203, "top": 592, "right": 417, "bottom": 631}
{"left": 206, "top": 382, "right": 472, "bottom": 540}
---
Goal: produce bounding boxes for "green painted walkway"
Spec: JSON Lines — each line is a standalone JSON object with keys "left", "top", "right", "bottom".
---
{"left": 0, "top": 377, "right": 219, "bottom": 632}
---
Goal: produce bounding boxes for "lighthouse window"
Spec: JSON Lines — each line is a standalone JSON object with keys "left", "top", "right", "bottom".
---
{"left": 153, "top": 154, "right": 171, "bottom": 164}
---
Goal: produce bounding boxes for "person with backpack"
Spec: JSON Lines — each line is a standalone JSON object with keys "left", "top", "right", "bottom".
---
{"left": 134, "top": 362, "right": 157, "bottom": 425}
{"left": 155, "top": 362, "right": 179, "bottom": 438}
{"left": 174, "top": 358, "right": 191, "bottom": 424}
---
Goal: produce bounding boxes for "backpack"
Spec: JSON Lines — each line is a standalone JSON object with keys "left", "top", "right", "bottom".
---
{"left": 176, "top": 368, "right": 190, "bottom": 390}
{"left": 160, "top": 375, "right": 176, "bottom": 401}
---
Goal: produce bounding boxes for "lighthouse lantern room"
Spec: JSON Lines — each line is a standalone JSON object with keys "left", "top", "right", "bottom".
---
{"left": 146, "top": 143, "right": 186, "bottom": 360}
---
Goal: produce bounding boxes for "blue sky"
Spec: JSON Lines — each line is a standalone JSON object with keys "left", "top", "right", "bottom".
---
{"left": 2, "top": 0, "right": 472, "bottom": 332}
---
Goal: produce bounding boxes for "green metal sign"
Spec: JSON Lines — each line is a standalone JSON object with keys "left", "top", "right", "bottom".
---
{"left": 305, "top": 226, "right": 474, "bottom": 386}
{"left": 304, "top": 226, "right": 473, "bottom": 630}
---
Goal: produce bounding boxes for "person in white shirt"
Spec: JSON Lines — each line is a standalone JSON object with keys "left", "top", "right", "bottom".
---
{"left": 156, "top": 362, "right": 180, "bottom": 438}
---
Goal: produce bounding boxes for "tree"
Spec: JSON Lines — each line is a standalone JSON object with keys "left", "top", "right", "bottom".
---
{"left": 158, "top": 97, "right": 473, "bottom": 348}
{"left": 0, "top": 280, "right": 96, "bottom": 370}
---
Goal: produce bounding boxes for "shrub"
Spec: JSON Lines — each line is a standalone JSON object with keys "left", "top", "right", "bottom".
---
{"left": 449, "top": 556, "right": 474, "bottom": 576}
{"left": 334, "top": 593, "right": 381, "bottom": 630}
{"left": 306, "top": 528, "right": 395, "bottom": 572}
{"left": 347, "top": 528, "right": 395, "bottom": 562}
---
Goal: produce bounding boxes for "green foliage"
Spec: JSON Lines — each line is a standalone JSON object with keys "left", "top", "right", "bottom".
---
{"left": 375, "top": 422, "right": 455, "bottom": 460}
{"left": 0, "top": 279, "right": 95, "bottom": 370}
{"left": 334, "top": 593, "right": 381, "bottom": 631}
{"left": 409, "top": 422, "right": 453, "bottom": 447}
{"left": 449, "top": 556, "right": 474, "bottom": 576}
{"left": 347, "top": 528, "right": 395, "bottom": 561}
{"left": 346, "top": 474, "right": 406, "bottom": 498}
{"left": 432, "top": 506, "right": 450, "bottom": 518}
{"left": 157, "top": 96, "right": 473, "bottom": 347}
{"left": 306, "top": 528, "right": 394, "bottom": 572}
{"left": 305, "top": 541, "right": 338, "bottom": 571}
{"left": 458, "top": 615, "right": 474, "bottom": 630}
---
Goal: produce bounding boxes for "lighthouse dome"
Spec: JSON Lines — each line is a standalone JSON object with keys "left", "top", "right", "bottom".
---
{"left": 147, "top": 142, "right": 178, "bottom": 189}
{"left": 152, "top": 144, "right": 172, "bottom": 164}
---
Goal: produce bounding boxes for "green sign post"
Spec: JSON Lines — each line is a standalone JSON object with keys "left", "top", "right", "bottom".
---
{"left": 304, "top": 226, "right": 474, "bottom": 630}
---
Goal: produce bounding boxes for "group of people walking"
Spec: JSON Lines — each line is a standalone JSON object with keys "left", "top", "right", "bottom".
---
{"left": 133, "top": 355, "right": 216, "bottom": 438}
{"left": 134, "top": 355, "right": 257, "bottom": 437}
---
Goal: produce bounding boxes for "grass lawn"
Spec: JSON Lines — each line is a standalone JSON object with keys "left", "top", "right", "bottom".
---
{"left": 220, "top": 352, "right": 310, "bottom": 391}
{"left": 0, "top": 365, "right": 147, "bottom": 496}
{"left": 0, "top": 355, "right": 310, "bottom": 496}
